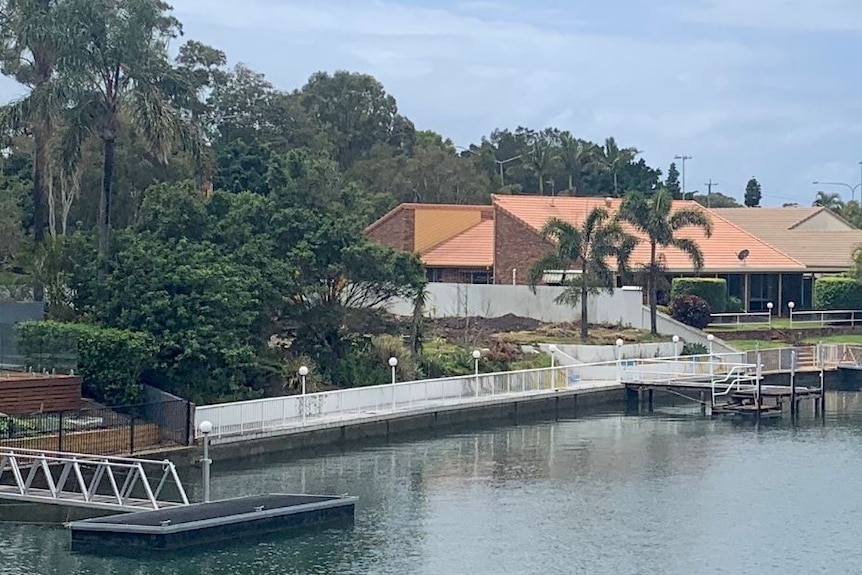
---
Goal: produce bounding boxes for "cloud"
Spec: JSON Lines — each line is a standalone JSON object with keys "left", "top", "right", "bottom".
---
{"left": 676, "top": 0, "right": 862, "bottom": 32}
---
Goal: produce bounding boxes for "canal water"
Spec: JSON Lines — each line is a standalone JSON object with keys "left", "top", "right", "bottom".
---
{"left": 3, "top": 392, "right": 862, "bottom": 574}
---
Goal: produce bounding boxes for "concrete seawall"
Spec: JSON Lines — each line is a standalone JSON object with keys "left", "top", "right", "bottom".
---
{"left": 198, "top": 384, "right": 626, "bottom": 464}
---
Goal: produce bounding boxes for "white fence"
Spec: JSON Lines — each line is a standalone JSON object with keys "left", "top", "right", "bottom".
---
{"left": 386, "top": 283, "right": 645, "bottom": 326}
{"left": 788, "top": 309, "right": 862, "bottom": 328}
{"left": 710, "top": 311, "right": 772, "bottom": 328}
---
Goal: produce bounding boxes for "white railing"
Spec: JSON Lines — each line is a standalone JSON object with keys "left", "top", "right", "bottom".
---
{"left": 196, "top": 353, "right": 770, "bottom": 440}
{"left": 195, "top": 362, "right": 630, "bottom": 439}
{"left": 709, "top": 311, "right": 772, "bottom": 328}
{"left": 788, "top": 309, "right": 862, "bottom": 328}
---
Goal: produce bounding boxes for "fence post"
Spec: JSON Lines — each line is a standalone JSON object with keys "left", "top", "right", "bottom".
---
{"left": 58, "top": 411, "right": 65, "bottom": 452}
{"left": 185, "top": 400, "right": 192, "bottom": 445}
{"left": 129, "top": 415, "right": 136, "bottom": 454}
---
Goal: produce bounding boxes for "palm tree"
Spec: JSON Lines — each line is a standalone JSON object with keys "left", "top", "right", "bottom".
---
{"left": 812, "top": 191, "right": 844, "bottom": 212}
{"left": 0, "top": 0, "right": 67, "bottom": 299}
{"left": 528, "top": 207, "right": 636, "bottom": 340}
{"left": 525, "top": 139, "right": 554, "bottom": 195}
{"left": 618, "top": 189, "right": 713, "bottom": 335}
{"left": 557, "top": 132, "right": 596, "bottom": 195}
{"left": 59, "top": 0, "right": 202, "bottom": 262}
{"left": 600, "top": 137, "right": 640, "bottom": 197}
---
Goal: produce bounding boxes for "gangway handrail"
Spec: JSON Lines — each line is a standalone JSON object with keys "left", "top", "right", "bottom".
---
{"left": 0, "top": 447, "right": 189, "bottom": 512}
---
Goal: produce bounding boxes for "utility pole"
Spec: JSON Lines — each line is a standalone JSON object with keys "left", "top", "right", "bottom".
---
{"left": 705, "top": 179, "right": 718, "bottom": 208}
{"left": 674, "top": 154, "right": 692, "bottom": 197}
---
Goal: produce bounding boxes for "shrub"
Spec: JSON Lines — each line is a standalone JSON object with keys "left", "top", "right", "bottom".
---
{"left": 726, "top": 296, "right": 744, "bottom": 313}
{"left": 814, "top": 276, "right": 862, "bottom": 310}
{"left": 16, "top": 321, "right": 155, "bottom": 406}
{"left": 681, "top": 342, "right": 708, "bottom": 356}
{"left": 670, "top": 295, "right": 713, "bottom": 329}
{"left": 670, "top": 278, "right": 728, "bottom": 313}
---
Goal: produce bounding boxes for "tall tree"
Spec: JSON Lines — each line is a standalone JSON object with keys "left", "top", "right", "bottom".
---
{"left": 744, "top": 177, "right": 762, "bottom": 207}
{"left": 0, "top": 0, "right": 68, "bottom": 298}
{"left": 600, "top": 137, "right": 640, "bottom": 197}
{"left": 557, "top": 132, "right": 595, "bottom": 194}
{"left": 618, "top": 189, "right": 713, "bottom": 335}
{"left": 528, "top": 208, "right": 635, "bottom": 340}
{"left": 525, "top": 138, "right": 555, "bottom": 195}
{"left": 60, "top": 0, "right": 203, "bottom": 262}
{"left": 812, "top": 190, "right": 844, "bottom": 211}
{"left": 665, "top": 162, "right": 681, "bottom": 199}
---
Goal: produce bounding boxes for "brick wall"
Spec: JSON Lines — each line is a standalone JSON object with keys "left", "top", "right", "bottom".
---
{"left": 0, "top": 374, "right": 82, "bottom": 414}
{"left": 494, "top": 207, "right": 553, "bottom": 285}
{"left": 366, "top": 208, "right": 414, "bottom": 252}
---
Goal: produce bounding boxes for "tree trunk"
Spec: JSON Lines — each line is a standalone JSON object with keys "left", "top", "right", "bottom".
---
{"left": 31, "top": 123, "right": 49, "bottom": 301}
{"left": 538, "top": 174, "right": 544, "bottom": 195}
{"left": 580, "top": 262, "right": 588, "bottom": 341}
{"left": 649, "top": 241, "right": 658, "bottom": 335}
{"left": 98, "top": 136, "right": 117, "bottom": 266}
{"left": 613, "top": 171, "right": 619, "bottom": 197}
{"left": 568, "top": 173, "right": 574, "bottom": 194}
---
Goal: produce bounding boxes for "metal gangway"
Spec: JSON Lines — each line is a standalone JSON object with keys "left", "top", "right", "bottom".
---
{"left": 0, "top": 447, "right": 190, "bottom": 512}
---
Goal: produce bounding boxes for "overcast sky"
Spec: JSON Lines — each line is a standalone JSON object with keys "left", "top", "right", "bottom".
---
{"left": 3, "top": 0, "right": 861, "bottom": 205}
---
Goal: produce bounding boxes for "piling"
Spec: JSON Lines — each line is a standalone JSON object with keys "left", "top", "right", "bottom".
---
{"left": 699, "top": 391, "right": 706, "bottom": 416}
{"left": 789, "top": 351, "right": 797, "bottom": 418}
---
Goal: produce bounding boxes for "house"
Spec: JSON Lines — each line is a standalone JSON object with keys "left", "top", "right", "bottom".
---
{"left": 365, "top": 198, "right": 862, "bottom": 313}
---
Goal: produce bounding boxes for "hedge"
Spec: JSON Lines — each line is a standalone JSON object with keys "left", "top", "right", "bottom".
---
{"left": 670, "top": 278, "right": 728, "bottom": 313}
{"left": 15, "top": 321, "right": 155, "bottom": 407}
{"left": 670, "top": 294, "right": 713, "bottom": 329}
{"left": 813, "top": 276, "right": 862, "bottom": 311}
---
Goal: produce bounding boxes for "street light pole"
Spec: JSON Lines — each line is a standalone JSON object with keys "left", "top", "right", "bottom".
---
{"left": 298, "top": 365, "right": 308, "bottom": 425}
{"left": 472, "top": 350, "right": 481, "bottom": 398}
{"left": 674, "top": 154, "right": 692, "bottom": 197}
{"left": 198, "top": 421, "right": 213, "bottom": 503}
{"left": 496, "top": 155, "right": 522, "bottom": 186}
{"left": 812, "top": 180, "right": 862, "bottom": 203}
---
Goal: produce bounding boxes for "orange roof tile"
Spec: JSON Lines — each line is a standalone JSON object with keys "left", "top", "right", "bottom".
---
{"left": 492, "top": 195, "right": 806, "bottom": 273}
{"left": 422, "top": 220, "right": 494, "bottom": 268}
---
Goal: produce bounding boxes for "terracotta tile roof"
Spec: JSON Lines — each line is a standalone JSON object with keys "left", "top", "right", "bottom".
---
{"left": 493, "top": 195, "right": 806, "bottom": 273}
{"left": 364, "top": 203, "right": 492, "bottom": 235}
{"left": 714, "top": 207, "right": 862, "bottom": 270}
{"left": 422, "top": 220, "right": 494, "bottom": 268}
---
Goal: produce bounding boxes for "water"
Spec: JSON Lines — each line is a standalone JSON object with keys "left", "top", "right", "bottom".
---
{"left": 4, "top": 393, "right": 862, "bottom": 574}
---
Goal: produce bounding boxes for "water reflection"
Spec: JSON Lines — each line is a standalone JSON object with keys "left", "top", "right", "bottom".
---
{"left": 3, "top": 391, "right": 862, "bottom": 573}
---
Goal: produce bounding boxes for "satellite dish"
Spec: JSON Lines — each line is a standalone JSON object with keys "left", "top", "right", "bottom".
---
{"left": 737, "top": 249, "right": 750, "bottom": 261}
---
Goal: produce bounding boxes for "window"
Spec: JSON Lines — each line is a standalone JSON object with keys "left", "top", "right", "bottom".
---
{"left": 469, "top": 271, "right": 493, "bottom": 284}
{"left": 426, "top": 268, "right": 444, "bottom": 282}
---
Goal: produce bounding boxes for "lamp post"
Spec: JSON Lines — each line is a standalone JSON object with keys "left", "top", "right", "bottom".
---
{"left": 674, "top": 154, "right": 692, "bottom": 197}
{"left": 812, "top": 180, "right": 862, "bottom": 203}
{"left": 389, "top": 357, "right": 398, "bottom": 410}
{"left": 615, "top": 338, "right": 624, "bottom": 382}
{"left": 707, "top": 334, "right": 715, "bottom": 380}
{"left": 198, "top": 420, "right": 213, "bottom": 503}
{"left": 472, "top": 350, "right": 481, "bottom": 398}
{"left": 298, "top": 366, "right": 309, "bottom": 424}
{"left": 548, "top": 344, "right": 557, "bottom": 370}
{"left": 766, "top": 302, "right": 773, "bottom": 326}
{"left": 672, "top": 335, "right": 680, "bottom": 359}
{"left": 788, "top": 301, "right": 796, "bottom": 327}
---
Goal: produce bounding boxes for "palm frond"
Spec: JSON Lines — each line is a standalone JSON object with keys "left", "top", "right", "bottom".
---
{"left": 527, "top": 253, "right": 568, "bottom": 291}
{"left": 669, "top": 206, "right": 713, "bottom": 237}
{"left": 671, "top": 237, "right": 705, "bottom": 271}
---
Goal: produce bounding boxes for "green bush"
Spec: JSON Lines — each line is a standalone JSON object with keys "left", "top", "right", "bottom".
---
{"left": 670, "top": 278, "right": 728, "bottom": 313}
{"left": 814, "top": 276, "right": 862, "bottom": 310}
{"left": 670, "top": 295, "right": 713, "bottom": 329}
{"left": 16, "top": 321, "right": 155, "bottom": 406}
{"left": 726, "top": 296, "right": 744, "bottom": 313}
{"left": 681, "top": 342, "right": 708, "bottom": 356}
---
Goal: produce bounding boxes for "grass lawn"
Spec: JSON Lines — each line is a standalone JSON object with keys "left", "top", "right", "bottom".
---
{"left": 803, "top": 334, "right": 862, "bottom": 345}
{"left": 726, "top": 339, "right": 787, "bottom": 351}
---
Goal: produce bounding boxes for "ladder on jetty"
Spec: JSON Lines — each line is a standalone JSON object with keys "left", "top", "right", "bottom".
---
{"left": 0, "top": 447, "right": 189, "bottom": 513}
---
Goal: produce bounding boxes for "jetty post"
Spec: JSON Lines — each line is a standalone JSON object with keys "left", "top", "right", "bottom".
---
{"left": 199, "top": 420, "right": 213, "bottom": 503}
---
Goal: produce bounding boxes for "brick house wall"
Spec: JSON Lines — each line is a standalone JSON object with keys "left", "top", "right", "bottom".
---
{"left": 365, "top": 208, "right": 415, "bottom": 252}
{"left": 494, "top": 206, "right": 553, "bottom": 285}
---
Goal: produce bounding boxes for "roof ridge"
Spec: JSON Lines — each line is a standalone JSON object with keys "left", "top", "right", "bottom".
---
{"left": 492, "top": 196, "right": 548, "bottom": 234}
{"left": 419, "top": 219, "right": 490, "bottom": 256}
{"left": 363, "top": 204, "right": 405, "bottom": 235}
{"left": 703, "top": 208, "right": 806, "bottom": 267}
{"left": 787, "top": 206, "right": 826, "bottom": 230}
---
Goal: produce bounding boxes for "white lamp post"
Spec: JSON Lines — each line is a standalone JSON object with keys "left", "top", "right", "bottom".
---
{"left": 707, "top": 334, "right": 715, "bottom": 380}
{"left": 472, "top": 350, "right": 481, "bottom": 398}
{"left": 788, "top": 301, "right": 795, "bottom": 327}
{"left": 298, "top": 366, "right": 309, "bottom": 424}
{"left": 548, "top": 344, "right": 557, "bottom": 370}
{"left": 672, "top": 335, "right": 680, "bottom": 359}
{"left": 389, "top": 357, "right": 398, "bottom": 410}
{"left": 615, "top": 338, "right": 624, "bottom": 382}
{"left": 199, "top": 420, "right": 213, "bottom": 503}
{"left": 767, "top": 302, "right": 774, "bottom": 327}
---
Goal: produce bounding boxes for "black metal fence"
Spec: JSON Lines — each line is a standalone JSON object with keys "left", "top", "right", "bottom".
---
{"left": 0, "top": 399, "right": 192, "bottom": 455}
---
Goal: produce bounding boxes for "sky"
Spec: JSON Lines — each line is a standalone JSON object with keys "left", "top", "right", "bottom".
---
{"left": 3, "top": 0, "right": 862, "bottom": 205}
